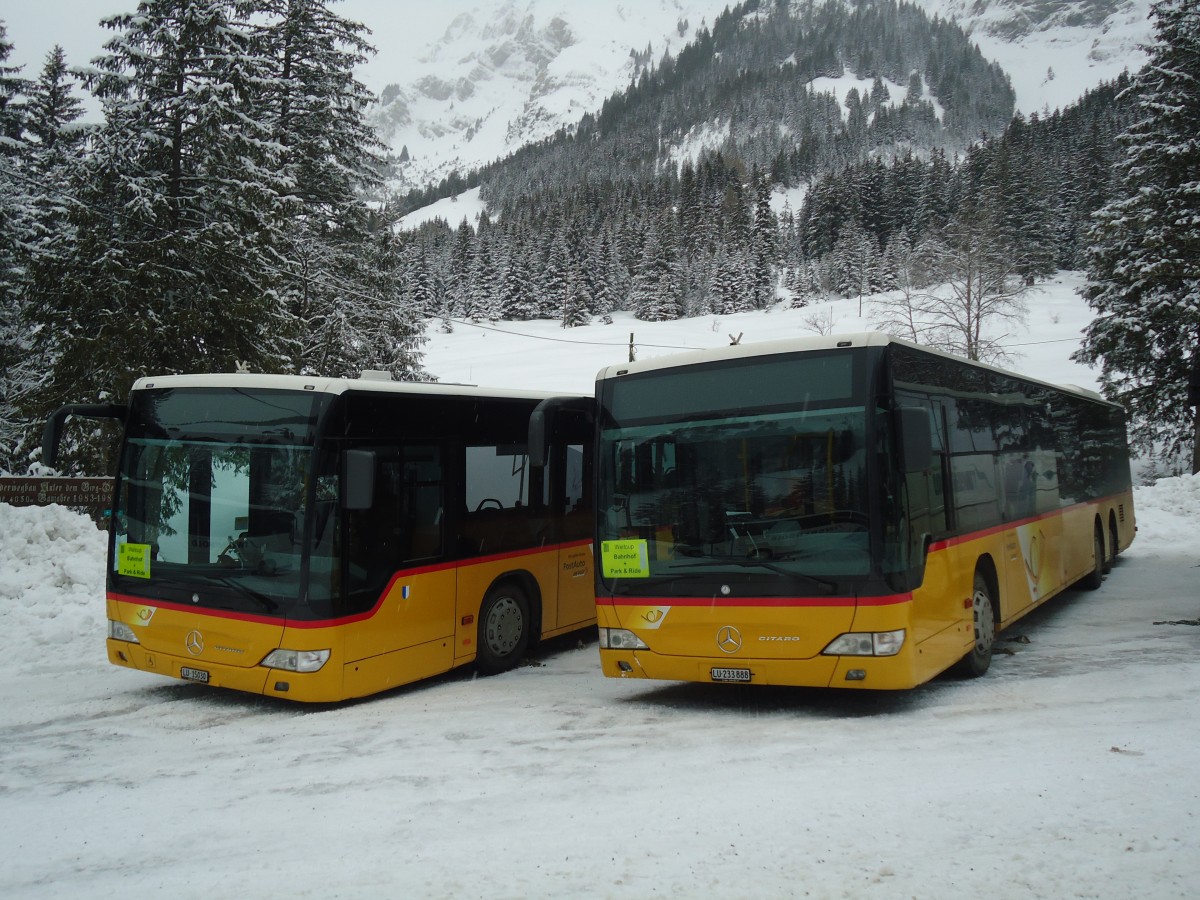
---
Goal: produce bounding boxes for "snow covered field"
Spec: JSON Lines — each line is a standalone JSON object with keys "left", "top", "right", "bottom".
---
{"left": 2, "top": 277, "right": 1199, "bottom": 898}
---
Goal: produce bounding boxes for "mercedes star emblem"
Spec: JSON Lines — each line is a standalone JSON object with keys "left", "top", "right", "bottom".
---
{"left": 717, "top": 625, "right": 742, "bottom": 654}
{"left": 185, "top": 630, "right": 204, "bottom": 656}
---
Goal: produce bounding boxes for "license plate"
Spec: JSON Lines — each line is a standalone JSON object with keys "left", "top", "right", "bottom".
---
{"left": 711, "top": 667, "right": 752, "bottom": 683}
{"left": 180, "top": 666, "right": 210, "bottom": 683}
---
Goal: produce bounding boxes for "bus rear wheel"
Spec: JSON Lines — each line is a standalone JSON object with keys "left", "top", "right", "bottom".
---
{"left": 953, "top": 572, "right": 995, "bottom": 678}
{"left": 1083, "top": 527, "right": 1105, "bottom": 590}
{"left": 476, "top": 583, "right": 531, "bottom": 675}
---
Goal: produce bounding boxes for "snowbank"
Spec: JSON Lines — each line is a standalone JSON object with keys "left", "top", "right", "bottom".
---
{"left": 0, "top": 503, "right": 108, "bottom": 662}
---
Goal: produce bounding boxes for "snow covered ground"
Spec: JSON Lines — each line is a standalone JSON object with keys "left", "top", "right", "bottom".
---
{"left": 420, "top": 270, "right": 1115, "bottom": 396}
{"left": 2, "top": 275, "right": 1199, "bottom": 898}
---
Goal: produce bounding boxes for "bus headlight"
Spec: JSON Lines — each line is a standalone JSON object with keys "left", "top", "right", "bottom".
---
{"left": 108, "top": 619, "right": 140, "bottom": 643}
{"left": 599, "top": 628, "right": 649, "bottom": 650}
{"left": 261, "top": 648, "right": 331, "bottom": 673}
{"left": 823, "top": 630, "right": 905, "bottom": 657}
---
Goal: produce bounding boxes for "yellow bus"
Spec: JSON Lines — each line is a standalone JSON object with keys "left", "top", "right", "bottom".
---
{"left": 44, "top": 373, "right": 594, "bottom": 702}
{"left": 580, "top": 333, "right": 1134, "bottom": 689}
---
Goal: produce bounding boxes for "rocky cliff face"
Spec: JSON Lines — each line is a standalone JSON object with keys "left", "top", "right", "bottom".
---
{"left": 369, "top": 0, "right": 715, "bottom": 191}
{"left": 925, "top": 1, "right": 1138, "bottom": 37}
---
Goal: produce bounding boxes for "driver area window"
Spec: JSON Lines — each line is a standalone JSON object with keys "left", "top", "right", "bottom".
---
{"left": 460, "top": 444, "right": 545, "bottom": 556}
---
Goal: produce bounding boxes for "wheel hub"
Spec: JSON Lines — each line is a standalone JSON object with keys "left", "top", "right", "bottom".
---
{"left": 485, "top": 596, "right": 523, "bottom": 655}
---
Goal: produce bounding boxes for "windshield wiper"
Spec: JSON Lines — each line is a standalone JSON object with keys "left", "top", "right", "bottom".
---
{"left": 728, "top": 558, "right": 837, "bottom": 593}
{"left": 605, "top": 572, "right": 713, "bottom": 593}
{"left": 668, "top": 555, "right": 837, "bottom": 594}
{"left": 212, "top": 576, "right": 279, "bottom": 613}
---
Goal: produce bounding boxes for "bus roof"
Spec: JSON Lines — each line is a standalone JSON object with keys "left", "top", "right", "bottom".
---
{"left": 596, "top": 331, "right": 1114, "bottom": 406}
{"left": 129, "top": 372, "right": 584, "bottom": 403}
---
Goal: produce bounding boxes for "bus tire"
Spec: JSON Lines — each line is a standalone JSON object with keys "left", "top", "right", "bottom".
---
{"left": 1083, "top": 527, "right": 1105, "bottom": 590}
{"left": 476, "top": 583, "right": 531, "bottom": 675}
{"left": 953, "top": 571, "right": 995, "bottom": 678}
{"left": 1107, "top": 516, "right": 1119, "bottom": 572}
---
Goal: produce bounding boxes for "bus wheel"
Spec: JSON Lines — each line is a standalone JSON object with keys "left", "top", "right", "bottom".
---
{"left": 1083, "top": 527, "right": 1105, "bottom": 590}
{"left": 476, "top": 584, "right": 530, "bottom": 675}
{"left": 953, "top": 572, "right": 995, "bottom": 678}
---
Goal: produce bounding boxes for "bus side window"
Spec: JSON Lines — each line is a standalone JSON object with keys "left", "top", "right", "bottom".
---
{"left": 343, "top": 445, "right": 444, "bottom": 612}
{"left": 893, "top": 394, "right": 949, "bottom": 577}
{"left": 560, "top": 444, "right": 591, "bottom": 541}
{"left": 461, "top": 444, "right": 541, "bottom": 555}
{"left": 552, "top": 407, "right": 592, "bottom": 542}
{"left": 400, "top": 446, "right": 444, "bottom": 561}
{"left": 948, "top": 396, "right": 1001, "bottom": 532}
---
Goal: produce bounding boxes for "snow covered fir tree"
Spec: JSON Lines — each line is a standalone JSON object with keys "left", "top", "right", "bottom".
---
{"left": 1076, "top": 0, "right": 1200, "bottom": 474}
{"left": 0, "top": 1, "right": 427, "bottom": 474}
{"left": 0, "top": 0, "right": 1196, "bottom": 474}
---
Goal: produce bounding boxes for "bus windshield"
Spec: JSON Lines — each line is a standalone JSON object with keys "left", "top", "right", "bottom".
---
{"left": 598, "top": 353, "right": 873, "bottom": 593}
{"left": 112, "top": 388, "right": 331, "bottom": 616}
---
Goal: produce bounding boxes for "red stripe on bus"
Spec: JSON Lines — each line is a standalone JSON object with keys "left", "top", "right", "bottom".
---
{"left": 927, "top": 491, "right": 1130, "bottom": 553}
{"left": 107, "top": 593, "right": 282, "bottom": 627}
{"left": 605, "top": 593, "right": 910, "bottom": 608}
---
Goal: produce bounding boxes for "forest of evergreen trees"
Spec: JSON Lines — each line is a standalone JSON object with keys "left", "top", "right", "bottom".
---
{"left": 0, "top": 0, "right": 1189, "bottom": 475}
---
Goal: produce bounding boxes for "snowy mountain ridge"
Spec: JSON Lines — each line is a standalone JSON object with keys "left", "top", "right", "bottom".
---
{"left": 917, "top": 0, "right": 1146, "bottom": 38}
{"left": 368, "top": 0, "right": 1153, "bottom": 194}
{"left": 370, "top": 0, "right": 721, "bottom": 192}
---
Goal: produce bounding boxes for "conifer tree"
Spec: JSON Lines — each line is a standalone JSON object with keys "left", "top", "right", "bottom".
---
{"left": 25, "top": 0, "right": 300, "bottom": 473}
{"left": 632, "top": 219, "right": 682, "bottom": 321}
{"left": 23, "top": 47, "right": 85, "bottom": 165}
{"left": 256, "top": 0, "right": 423, "bottom": 378}
{"left": 1076, "top": 0, "right": 1200, "bottom": 471}
{"left": 2, "top": 46, "right": 92, "bottom": 472}
{"left": 22, "top": 45, "right": 88, "bottom": 259}
{"left": 561, "top": 270, "right": 591, "bottom": 328}
{"left": 542, "top": 230, "right": 572, "bottom": 320}
{"left": 713, "top": 248, "right": 751, "bottom": 314}
{"left": 349, "top": 222, "right": 427, "bottom": 380}
{"left": 0, "top": 23, "right": 27, "bottom": 143}
{"left": 257, "top": 0, "right": 381, "bottom": 216}
{"left": 0, "top": 24, "right": 32, "bottom": 471}
{"left": 446, "top": 218, "right": 475, "bottom": 318}
{"left": 466, "top": 231, "right": 500, "bottom": 323}
{"left": 499, "top": 243, "right": 538, "bottom": 320}
{"left": 404, "top": 242, "right": 436, "bottom": 317}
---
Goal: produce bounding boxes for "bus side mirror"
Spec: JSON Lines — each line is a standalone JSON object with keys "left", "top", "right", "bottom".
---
{"left": 529, "top": 407, "right": 550, "bottom": 469}
{"left": 529, "top": 396, "right": 593, "bottom": 468}
{"left": 343, "top": 450, "right": 376, "bottom": 510}
{"left": 42, "top": 403, "right": 128, "bottom": 468}
{"left": 898, "top": 407, "right": 933, "bottom": 473}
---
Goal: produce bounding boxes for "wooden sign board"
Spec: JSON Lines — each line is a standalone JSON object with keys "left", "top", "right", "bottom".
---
{"left": 0, "top": 477, "right": 114, "bottom": 509}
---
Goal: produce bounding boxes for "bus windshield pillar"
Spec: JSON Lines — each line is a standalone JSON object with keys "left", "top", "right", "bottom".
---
{"left": 187, "top": 449, "right": 212, "bottom": 565}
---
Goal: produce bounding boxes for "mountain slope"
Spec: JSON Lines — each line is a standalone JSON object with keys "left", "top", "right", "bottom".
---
{"left": 909, "top": 0, "right": 1151, "bottom": 112}
{"left": 366, "top": 0, "right": 1152, "bottom": 193}
{"left": 369, "top": 0, "right": 727, "bottom": 192}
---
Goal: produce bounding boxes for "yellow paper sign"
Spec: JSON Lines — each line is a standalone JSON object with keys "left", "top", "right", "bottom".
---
{"left": 601, "top": 539, "right": 650, "bottom": 578}
{"left": 118, "top": 543, "right": 152, "bottom": 579}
